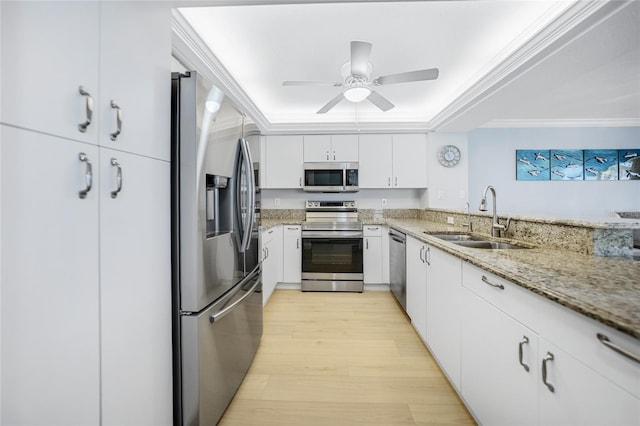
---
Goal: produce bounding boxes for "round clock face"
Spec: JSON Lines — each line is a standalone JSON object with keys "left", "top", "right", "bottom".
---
{"left": 438, "top": 145, "right": 461, "bottom": 167}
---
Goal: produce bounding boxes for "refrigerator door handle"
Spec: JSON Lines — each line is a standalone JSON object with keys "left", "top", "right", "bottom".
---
{"left": 238, "top": 138, "right": 256, "bottom": 253}
{"left": 209, "top": 271, "right": 260, "bottom": 324}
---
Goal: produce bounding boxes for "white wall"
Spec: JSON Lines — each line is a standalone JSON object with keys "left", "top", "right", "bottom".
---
{"left": 427, "top": 132, "right": 469, "bottom": 210}
{"left": 468, "top": 127, "right": 640, "bottom": 218}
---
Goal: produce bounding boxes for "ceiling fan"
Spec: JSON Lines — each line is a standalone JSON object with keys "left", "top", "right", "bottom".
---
{"left": 283, "top": 40, "right": 439, "bottom": 114}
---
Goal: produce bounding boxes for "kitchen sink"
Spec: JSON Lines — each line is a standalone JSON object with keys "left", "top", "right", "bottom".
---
{"left": 427, "top": 232, "right": 530, "bottom": 249}
{"left": 426, "top": 233, "right": 486, "bottom": 241}
{"left": 451, "top": 240, "right": 529, "bottom": 250}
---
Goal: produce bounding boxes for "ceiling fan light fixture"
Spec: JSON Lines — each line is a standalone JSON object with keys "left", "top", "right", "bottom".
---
{"left": 344, "top": 86, "right": 371, "bottom": 103}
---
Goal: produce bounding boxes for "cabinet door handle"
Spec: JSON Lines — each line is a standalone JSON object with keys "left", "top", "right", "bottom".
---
{"left": 425, "top": 247, "right": 430, "bottom": 266}
{"left": 481, "top": 275, "right": 504, "bottom": 290}
{"left": 542, "top": 352, "right": 555, "bottom": 393}
{"left": 110, "top": 158, "right": 123, "bottom": 198}
{"left": 518, "top": 336, "right": 530, "bottom": 372}
{"left": 394, "top": 176, "right": 398, "bottom": 186}
{"left": 419, "top": 246, "right": 424, "bottom": 263}
{"left": 366, "top": 239, "right": 369, "bottom": 250}
{"left": 388, "top": 177, "right": 391, "bottom": 187}
{"left": 333, "top": 150, "right": 336, "bottom": 160}
{"left": 326, "top": 150, "right": 329, "bottom": 161}
{"left": 597, "top": 333, "right": 640, "bottom": 364}
{"left": 78, "top": 152, "right": 93, "bottom": 199}
{"left": 296, "top": 238, "right": 299, "bottom": 249}
{"left": 109, "top": 100, "right": 122, "bottom": 141}
{"left": 78, "top": 86, "right": 94, "bottom": 133}
{"left": 299, "top": 177, "right": 302, "bottom": 187}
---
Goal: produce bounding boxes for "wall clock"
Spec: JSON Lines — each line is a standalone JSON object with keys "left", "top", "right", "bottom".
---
{"left": 438, "top": 145, "right": 461, "bottom": 167}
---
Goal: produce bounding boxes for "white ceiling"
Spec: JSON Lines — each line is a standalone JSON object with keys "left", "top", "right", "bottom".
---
{"left": 173, "top": 0, "right": 640, "bottom": 133}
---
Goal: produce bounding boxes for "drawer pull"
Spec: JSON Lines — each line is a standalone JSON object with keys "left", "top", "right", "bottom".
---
{"left": 367, "top": 226, "right": 379, "bottom": 230}
{"left": 518, "top": 336, "right": 530, "bottom": 372}
{"left": 597, "top": 333, "right": 640, "bottom": 364}
{"left": 542, "top": 352, "right": 555, "bottom": 393}
{"left": 481, "top": 275, "right": 504, "bottom": 290}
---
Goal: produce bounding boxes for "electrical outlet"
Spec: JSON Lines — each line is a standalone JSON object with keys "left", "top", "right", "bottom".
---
{"left": 381, "top": 198, "right": 387, "bottom": 206}
{"left": 447, "top": 216, "right": 455, "bottom": 224}
{"left": 274, "top": 198, "right": 280, "bottom": 207}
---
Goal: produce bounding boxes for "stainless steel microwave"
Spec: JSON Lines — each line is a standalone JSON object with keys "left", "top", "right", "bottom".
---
{"left": 303, "top": 162, "right": 359, "bottom": 192}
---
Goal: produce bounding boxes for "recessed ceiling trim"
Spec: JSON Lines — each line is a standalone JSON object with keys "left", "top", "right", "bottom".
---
{"left": 261, "top": 121, "right": 432, "bottom": 135}
{"left": 171, "top": 9, "right": 271, "bottom": 131}
{"left": 429, "top": 0, "right": 634, "bottom": 131}
{"left": 481, "top": 118, "right": 640, "bottom": 129}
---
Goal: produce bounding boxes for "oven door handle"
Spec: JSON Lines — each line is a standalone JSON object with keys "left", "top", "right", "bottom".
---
{"left": 302, "top": 231, "right": 363, "bottom": 239}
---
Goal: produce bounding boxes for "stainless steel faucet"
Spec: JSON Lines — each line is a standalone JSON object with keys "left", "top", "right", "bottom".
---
{"left": 479, "top": 185, "right": 506, "bottom": 237}
{"left": 462, "top": 201, "right": 472, "bottom": 232}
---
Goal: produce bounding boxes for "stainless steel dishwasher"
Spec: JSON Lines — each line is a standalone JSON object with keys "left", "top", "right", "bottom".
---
{"left": 388, "top": 228, "right": 406, "bottom": 311}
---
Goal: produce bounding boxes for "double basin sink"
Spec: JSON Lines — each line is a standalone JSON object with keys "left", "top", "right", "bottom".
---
{"left": 426, "top": 233, "right": 530, "bottom": 250}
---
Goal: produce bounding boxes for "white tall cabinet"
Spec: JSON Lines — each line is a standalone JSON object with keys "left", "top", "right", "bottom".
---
{"left": 405, "top": 236, "right": 427, "bottom": 341}
{"left": 1, "top": 2, "right": 172, "bottom": 424}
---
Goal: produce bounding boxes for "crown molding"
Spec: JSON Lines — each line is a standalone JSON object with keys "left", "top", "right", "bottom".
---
{"left": 428, "top": 0, "right": 635, "bottom": 131}
{"left": 171, "top": 10, "right": 271, "bottom": 131}
{"left": 480, "top": 118, "right": 640, "bottom": 129}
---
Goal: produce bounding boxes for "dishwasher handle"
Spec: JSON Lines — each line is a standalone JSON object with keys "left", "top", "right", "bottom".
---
{"left": 389, "top": 229, "right": 406, "bottom": 244}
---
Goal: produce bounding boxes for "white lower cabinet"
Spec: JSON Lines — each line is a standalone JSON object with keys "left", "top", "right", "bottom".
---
{"left": 461, "top": 262, "right": 640, "bottom": 426}
{"left": 1, "top": 126, "right": 101, "bottom": 425}
{"left": 282, "top": 225, "right": 301, "bottom": 283}
{"left": 261, "top": 225, "right": 283, "bottom": 305}
{"left": 538, "top": 338, "right": 640, "bottom": 426}
{"left": 99, "top": 148, "right": 172, "bottom": 425}
{"left": 363, "top": 225, "right": 387, "bottom": 284}
{"left": 405, "top": 236, "right": 427, "bottom": 341}
{"left": 461, "top": 287, "right": 539, "bottom": 425}
{"left": 1, "top": 126, "right": 172, "bottom": 425}
{"left": 425, "top": 246, "right": 462, "bottom": 390}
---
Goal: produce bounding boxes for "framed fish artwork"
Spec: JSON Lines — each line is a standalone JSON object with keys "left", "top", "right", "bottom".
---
{"left": 549, "top": 149, "right": 584, "bottom": 181}
{"left": 619, "top": 149, "right": 640, "bottom": 180}
{"left": 584, "top": 149, "right": 618, "bottom": 181}
{"left": 516, "top": 150, "right": 549, "bottom": 181}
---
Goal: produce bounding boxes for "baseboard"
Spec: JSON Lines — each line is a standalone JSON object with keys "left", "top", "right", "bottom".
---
{"left": 275, "top": 282, "right": 390, "bottom": 291}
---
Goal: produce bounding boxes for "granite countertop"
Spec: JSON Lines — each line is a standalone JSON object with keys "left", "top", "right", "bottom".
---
{"left": 259, "top": 217, "right": 640, "bottom": 339}
{"left": 381, "top": 218, "right": 640, "bottom": 340}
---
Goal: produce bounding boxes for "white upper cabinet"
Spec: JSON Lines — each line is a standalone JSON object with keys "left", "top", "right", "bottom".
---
{"left": 1, "top": 1, "right": 100, "bottom": 143}
{"left": 264, "top": 135, "right": 304, "bottom": 189}
{"left": 358, "top": 134, "right": 427, "bottom": 188}
{"left": 1, "top": 2, "right": 170, "bottom": 161}
{"left": 99, "top": 2, "right": 171, "bottom": 160}
{"left": 358, "top": 134, "right": 394, "bottom": 188}
{"left": 303, "top": 134, "right": 358, "bottom": 162}
{"left": 392, "top": 134, "right": 427, "bottom": 188}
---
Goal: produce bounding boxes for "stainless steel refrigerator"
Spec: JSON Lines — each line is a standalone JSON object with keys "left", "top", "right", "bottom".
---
{"left": 171, "top": 71, "right": 262, "bottom": 426}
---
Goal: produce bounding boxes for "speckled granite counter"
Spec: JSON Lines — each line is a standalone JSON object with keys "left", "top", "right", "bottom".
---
{"left": 258, "top": 216, "right": 640, "bottom": 339}
{"left": 382, "top": 218, "right": 640, "bottom": 340}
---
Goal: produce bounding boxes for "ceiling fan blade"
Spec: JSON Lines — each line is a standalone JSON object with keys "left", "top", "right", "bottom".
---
{"left": 374, "top": 68, "right": 439, "bottom": 85}
{"left": 283, "top": 80, "right": 342, "bottom": 86}
{"left": 350, "top": 41, "right": 372, "bottom": 77}
{"left": 317, "top": 92, "right": 345, "bottom": 114}
{"left": 367, "top": 90, "right": 394, "bottom": 112}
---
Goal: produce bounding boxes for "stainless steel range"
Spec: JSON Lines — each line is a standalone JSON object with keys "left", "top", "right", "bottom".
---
{"left": 301, "top": 201, "right": 363, "bottom": 292}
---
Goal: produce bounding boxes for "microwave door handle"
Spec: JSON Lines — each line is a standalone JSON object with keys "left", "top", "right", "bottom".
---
{"left": 239, "top": 138, "right": 255, "bottom": 253}
{"left": 343, "top": 168, "right": 346, "bottom": 191}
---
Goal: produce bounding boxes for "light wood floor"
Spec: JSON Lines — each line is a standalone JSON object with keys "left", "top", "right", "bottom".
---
{"left": 219, "top": 289, "right": 476, "bottom": 426}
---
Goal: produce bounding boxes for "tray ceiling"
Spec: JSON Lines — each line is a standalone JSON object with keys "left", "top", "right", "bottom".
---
{"left": 174, "top": 1, "right": 640, "bottom": 133}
